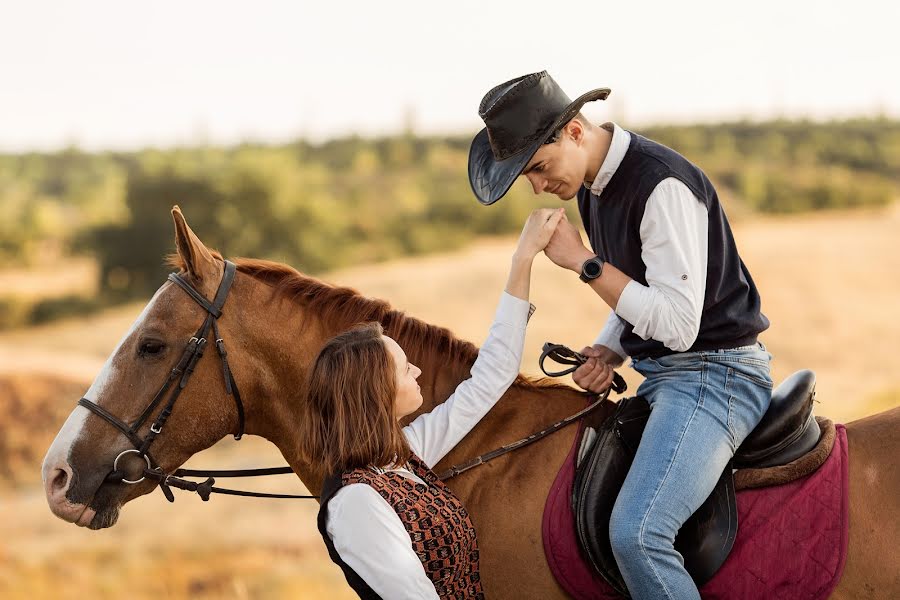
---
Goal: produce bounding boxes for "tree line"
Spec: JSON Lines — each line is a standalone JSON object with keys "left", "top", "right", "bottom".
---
{"left": 1, "top": 118, "right": 897, "bottom": 327}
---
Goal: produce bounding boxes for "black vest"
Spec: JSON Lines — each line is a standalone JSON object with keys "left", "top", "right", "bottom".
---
{"left": 577, "top": 131, "right": 769, "bottom": 359}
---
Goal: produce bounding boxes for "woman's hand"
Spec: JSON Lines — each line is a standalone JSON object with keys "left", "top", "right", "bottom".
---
{"left": 514, "top": 208, "right": 566, "bottom": 261}
{"left": 505, "top": 208, "right": 564, "bottom": 301}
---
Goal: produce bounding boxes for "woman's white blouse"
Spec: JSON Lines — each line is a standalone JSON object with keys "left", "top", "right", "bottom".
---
{"left": 325, "top": 291, "right": 532, "bottom": 599}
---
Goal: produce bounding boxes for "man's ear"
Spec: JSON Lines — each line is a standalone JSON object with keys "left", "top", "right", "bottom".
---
{"left": 171, "top": 205, "right": 219, "bottom": 282}
{"left": 565, "top": 118, "right": 585, "bottom": 144}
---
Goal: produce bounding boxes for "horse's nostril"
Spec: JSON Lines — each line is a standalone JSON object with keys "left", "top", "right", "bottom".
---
{"left": 50, "top": 468, "right": 69, "bottom": 495}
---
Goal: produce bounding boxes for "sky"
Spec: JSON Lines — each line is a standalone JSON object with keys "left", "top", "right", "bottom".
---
{"left": 1, "top": 0, "right": 898, "bottom": 152}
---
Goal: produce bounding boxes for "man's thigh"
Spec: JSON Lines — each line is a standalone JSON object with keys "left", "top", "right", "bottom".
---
{"left": 616, "top": 362, "right": 734, "bottom": 531}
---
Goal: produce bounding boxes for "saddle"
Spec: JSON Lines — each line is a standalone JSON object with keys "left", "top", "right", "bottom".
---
{"left": 573, "top": 369, "right": 820, "bottom": 597}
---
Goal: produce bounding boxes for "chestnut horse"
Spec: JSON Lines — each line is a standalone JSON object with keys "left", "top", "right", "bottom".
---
{"left": 43, "top": 208, "right": 900, "bottom": 598}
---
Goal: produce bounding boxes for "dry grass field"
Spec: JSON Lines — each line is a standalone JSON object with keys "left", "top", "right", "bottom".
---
{"left": 2, "top": 205, "right": 899, "bottom": 598}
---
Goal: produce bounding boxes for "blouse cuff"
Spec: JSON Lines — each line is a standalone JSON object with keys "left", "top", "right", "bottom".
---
{"left": 496, "top": 291, "right": 534, "bottom": 327}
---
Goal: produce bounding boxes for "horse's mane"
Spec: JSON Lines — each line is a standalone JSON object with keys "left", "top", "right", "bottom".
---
{"left": 168, "top": 253, "right": 571, "bottom": 392}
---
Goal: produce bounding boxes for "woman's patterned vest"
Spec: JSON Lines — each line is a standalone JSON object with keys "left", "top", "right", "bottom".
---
{"left": 317, "top": 453, "right": 484, "bottom": 599}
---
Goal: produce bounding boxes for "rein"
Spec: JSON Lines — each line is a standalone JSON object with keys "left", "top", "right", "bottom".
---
{"left": 434, "top": 343, "right": 626, "bottom": 480}
{"left": 78, "top": 260, "right": 625, "bottom": 502}
{"left": 142, "top": 343, "right": 626, "bottom": 500}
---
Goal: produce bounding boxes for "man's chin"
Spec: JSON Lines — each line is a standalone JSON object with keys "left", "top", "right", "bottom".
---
{"left": 549, "top": 184, "right": 577, "bottom": 201}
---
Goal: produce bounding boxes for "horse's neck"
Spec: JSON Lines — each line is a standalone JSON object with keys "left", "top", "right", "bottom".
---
{"left": 234, "top": 282, "right": 588, "bottom": 495}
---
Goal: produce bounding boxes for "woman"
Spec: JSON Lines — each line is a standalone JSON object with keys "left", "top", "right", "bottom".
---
{"left": 298, "top": 208, "right": 566, "bottom": 599}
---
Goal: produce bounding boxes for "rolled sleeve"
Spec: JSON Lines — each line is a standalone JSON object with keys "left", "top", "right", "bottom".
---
{"left": 613, "top": 178, "right": 708, "bottom": 352}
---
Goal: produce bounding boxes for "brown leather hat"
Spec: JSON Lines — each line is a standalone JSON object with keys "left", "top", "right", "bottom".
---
{"left": 468, "top": 71, "right": 610, "bottom": 206}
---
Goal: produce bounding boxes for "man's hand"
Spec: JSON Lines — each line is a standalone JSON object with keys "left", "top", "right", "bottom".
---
{"left": 544, "top": 213, "right": 594, "bottom": 272}
{"left": 572, "top": 344, "right": 625, "bottom": 393}
{"left": 581, "top": 344, "right": 625, "bottom": 367}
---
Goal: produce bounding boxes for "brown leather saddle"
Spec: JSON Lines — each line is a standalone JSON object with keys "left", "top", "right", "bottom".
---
{"left": 573, "top": 369, "right": 819, "bottom": 597}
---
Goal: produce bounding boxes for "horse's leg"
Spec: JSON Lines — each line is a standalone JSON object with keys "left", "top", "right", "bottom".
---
{"left": 831, "top": 406, "right": 900, "bottom": 599}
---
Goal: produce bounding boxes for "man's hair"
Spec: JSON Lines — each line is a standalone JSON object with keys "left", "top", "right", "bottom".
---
{"left": 297, "top": 322, "right": 412, "bottom": 475}
{"left": 544, "top": 112, "right": 593, "bottom": 144}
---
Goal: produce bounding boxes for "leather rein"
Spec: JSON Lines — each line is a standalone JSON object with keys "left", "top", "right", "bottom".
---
{"left": 78, "top": 260, "right": 625, "bottom": 502}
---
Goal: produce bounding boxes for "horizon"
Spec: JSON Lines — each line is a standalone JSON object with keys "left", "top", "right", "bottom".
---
{"left": 2, "top": 113, "right": 896, "bottom": 156}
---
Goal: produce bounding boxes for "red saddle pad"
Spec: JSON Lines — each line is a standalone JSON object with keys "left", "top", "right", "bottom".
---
{"left": 542, "top": 423, "right": 850, "bottom": 599}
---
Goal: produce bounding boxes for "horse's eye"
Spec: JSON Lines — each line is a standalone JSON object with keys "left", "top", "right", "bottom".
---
{"left": 138, "top": 340, "right": 166, "bottom": 357}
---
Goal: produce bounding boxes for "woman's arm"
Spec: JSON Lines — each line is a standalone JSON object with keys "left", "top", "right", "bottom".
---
{"left": 403, "top": 208, "right": 565, "bottom": 467}
{"left": 504, "top": 207, "right": 565, "bottom": 301}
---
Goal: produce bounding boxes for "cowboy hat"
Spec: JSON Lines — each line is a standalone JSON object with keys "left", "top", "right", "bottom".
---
{"left": 468, "top": 71, "right": 610, "bottom": 206}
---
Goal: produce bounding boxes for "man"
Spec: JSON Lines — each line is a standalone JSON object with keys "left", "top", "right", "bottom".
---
{"left": 468, "top": 71, "right": 773, "bottom": 599}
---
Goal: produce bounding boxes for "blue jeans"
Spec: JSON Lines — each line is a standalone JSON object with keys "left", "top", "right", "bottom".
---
{"left": 609, "top": 343, "right": 773, "bottom": 599}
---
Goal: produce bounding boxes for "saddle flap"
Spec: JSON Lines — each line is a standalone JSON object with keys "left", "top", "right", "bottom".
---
{"left": 572, "top": 396, "right": 738, "bottom": 597}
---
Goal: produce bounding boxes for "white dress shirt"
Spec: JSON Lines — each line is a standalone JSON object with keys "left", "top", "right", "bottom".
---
{"left": 589, "top": 124, "right": 709, "bottom": 357}
{"left": 326, "top": 291, "right": 532, "bottom": 599}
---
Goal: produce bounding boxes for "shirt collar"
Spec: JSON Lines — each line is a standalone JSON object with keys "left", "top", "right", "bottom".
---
{"left": 586, "top": 123, "right": 631, "bottom": 196}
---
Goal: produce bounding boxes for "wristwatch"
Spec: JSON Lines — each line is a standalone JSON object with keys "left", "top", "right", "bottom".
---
{"left": 579, "top": 256, "right": 604, "bottom": 283}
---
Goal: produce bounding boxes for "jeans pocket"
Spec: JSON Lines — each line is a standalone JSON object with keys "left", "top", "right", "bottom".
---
{"left": 725, "top": 364, "right": 773, "bottom": 445}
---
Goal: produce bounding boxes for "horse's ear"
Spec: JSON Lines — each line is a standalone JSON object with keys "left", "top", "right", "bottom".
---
{"left": 171, "top": 205, "right": 217, "bottom": 281}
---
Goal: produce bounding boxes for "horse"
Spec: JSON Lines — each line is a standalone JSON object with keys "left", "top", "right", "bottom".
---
{"left": 42, "top": 207, "right": 900, "bottom": 598}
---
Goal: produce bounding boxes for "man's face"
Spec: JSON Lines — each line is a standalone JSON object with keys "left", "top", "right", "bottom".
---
{"left": 520, "top": 122, "right": 588, "bottom": 201}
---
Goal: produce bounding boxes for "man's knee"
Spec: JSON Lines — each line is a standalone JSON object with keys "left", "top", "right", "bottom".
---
{"left": 609, "top": 502, "right": 644, "bottom": 561}
{"left": 609, "top": 502, "right": 675, "bottom": 563}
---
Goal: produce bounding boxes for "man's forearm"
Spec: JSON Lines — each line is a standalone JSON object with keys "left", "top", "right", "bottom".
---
{"left": 562, "top": 247, "right": 632, "bottom": 310}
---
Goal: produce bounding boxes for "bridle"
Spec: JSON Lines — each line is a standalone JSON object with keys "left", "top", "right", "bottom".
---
{"left": 76, "top": 259, "right": 627, "bottom": 503}
{"left": 77, "top": 260, "right": 313, "bottom": 502}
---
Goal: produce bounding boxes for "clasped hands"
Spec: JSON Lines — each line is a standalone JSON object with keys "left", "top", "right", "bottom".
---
{"left": 515, "top": 208, "right": 621, "bottom": 394}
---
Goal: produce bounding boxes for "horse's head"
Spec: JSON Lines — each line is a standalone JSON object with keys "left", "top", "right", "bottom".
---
{"left": 41, "top": 207, "right": 295, "bottom": 529}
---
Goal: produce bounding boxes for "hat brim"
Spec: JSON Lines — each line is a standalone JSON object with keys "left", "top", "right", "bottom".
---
{"left": 468, "top": 87, "right": 611, "bottom": 206}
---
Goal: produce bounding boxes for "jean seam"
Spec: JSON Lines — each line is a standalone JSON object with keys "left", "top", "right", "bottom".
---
{"left": 725, "top": 367, "right": 737, "bottom": 449}
{"left": 635, "top": 362, "right": 707, "bottom": 599}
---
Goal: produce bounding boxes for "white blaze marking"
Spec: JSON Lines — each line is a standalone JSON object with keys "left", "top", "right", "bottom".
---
{"left": 42, "top": 286, "right": 168, "bottom": 481}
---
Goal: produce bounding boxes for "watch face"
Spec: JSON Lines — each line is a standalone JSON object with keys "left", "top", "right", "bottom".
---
{"left": 584, "top": 260, "right": 602, "bottom": 278}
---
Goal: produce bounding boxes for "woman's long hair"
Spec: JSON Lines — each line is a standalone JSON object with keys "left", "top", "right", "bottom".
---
{"left": 298, "top": 322, "right": 412, "bottom": 475}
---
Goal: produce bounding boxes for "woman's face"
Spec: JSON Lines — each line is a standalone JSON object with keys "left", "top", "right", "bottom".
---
{"left": 383, "top": 335, "right": 423, "bottom": 419}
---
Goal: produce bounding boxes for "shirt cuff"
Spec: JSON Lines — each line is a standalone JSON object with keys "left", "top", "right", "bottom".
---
{"left": 614, "top": 280, "right": 651, "bottom": 333}
{"left": 593, "top": 319, "right": 628, "bottom": 359}
{"left": 496, "top": 291, "right": 533, "bottom": 327}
